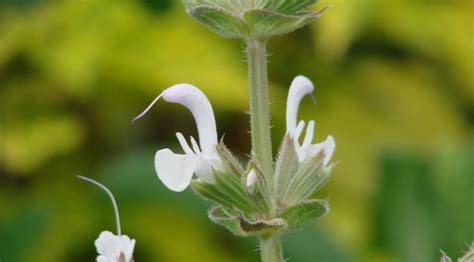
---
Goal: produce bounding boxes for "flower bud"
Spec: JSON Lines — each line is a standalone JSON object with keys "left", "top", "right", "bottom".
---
{"left": 246, "top": 168, "right": 258, "bottom": 194}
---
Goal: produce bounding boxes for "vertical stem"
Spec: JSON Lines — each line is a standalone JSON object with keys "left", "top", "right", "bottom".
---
{"left": 246, "top": 38, "right": 273, "bottom": 180}
{"left": 260, "top": 235, "right": 284, "bottom": 262}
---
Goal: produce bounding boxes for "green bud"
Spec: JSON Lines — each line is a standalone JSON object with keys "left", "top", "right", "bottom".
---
{"left": 181, "top": 0, "right": 327, "bottom": 39}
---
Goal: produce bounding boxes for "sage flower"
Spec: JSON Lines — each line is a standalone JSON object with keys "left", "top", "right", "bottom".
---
{"left": 133, "top": 84, "right": 223, "bottom": 192}
{"left": 77, "top": 176, "right": 136, "bottom": 262}
{"left": 95, "top": 231, "right": 136, "bottom": 262}
{"left": 286, "top": 76, "right": 335, "bottom": 165}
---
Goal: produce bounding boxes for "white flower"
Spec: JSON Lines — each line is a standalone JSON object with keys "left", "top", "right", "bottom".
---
{"left": 77, "top": 176, "right": 136, "bottom": 262}
{"left": 95, "top": 231, "right": 136, "bottom": 262}
{"left": 286, "top": 76, "right": 335, "bottom": 165}
{"left": 133, "top": 84, "right": 223, "bottom": 192}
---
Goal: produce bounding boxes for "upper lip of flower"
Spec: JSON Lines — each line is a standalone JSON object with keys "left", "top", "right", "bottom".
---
{"left": 285, "top": 75, "right": 335, "bottom": 165}
{"left": 133, "top": 84, "right": 222, "bottom": 192}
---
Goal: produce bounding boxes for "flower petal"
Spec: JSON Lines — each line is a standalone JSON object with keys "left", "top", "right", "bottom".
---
{"left": 298, "top": 135, "right": 335, "bottom": 165}
{"left": 95, "top": 231, "right": 119, "bottom": 258}
{"left": 286, "top": 76, "right": 314, "bottom": 134}
{"left": 155, "top": 149, "right": 199, "bottom": 192}
{"left": 162, "top": 84, "right": 218, "bottom": 154}
{"left": 302, "top": 120, "right": 315, "bottom": 147}
{"left": 97, "top": 255, "right": 110, "bottom": 262}
{"left": 322, "top": 135, "right": 336, "bottom": 166}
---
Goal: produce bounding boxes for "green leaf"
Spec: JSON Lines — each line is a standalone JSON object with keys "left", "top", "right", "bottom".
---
{"left": 217, "top": 140, "right": 245, "bottom": 176}
{"left": 282, "top": 151, "right": 331, "bottom": 206}
{"left": 275, "top": 0, "right": 317, "bottom": 14}
{"left": 239, "top": 217, "right": 287, "bottom": 236}
{"left": 274, "top": 135, "right": 300, "bottom": 202}
{"left": 208, "top": 206, "right": 287, "bottom": 237}
{"left": 187, "top": 6, "right": 249, "bottom": 38}
{"left": 243, "top": 9, "right": 318, "bottom": 38}
{"left": 208, "top": 206, "right": 246, "bottom": 236}
{"left": 281, "top": 199, "right": 329, "bottom": 231}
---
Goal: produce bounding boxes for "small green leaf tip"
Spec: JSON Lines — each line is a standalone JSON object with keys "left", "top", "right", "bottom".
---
{"left": 181, "top": 0, "right": 327, "bottom": 39}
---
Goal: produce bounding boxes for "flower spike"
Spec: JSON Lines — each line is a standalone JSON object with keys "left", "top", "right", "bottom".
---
{"left": 134, "top": 84, "right": 222, "bottom": 192}
{"left": 285, "top": 75, "right": 336, "bottom": 165}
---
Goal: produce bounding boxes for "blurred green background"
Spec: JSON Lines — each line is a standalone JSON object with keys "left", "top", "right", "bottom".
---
{"left": 0, "top": 0, "right": 473, "bottom": 261}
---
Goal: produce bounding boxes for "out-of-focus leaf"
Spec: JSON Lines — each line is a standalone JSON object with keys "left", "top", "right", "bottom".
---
{"left": 0, "top": 207, "right": 48, "bottom": 261}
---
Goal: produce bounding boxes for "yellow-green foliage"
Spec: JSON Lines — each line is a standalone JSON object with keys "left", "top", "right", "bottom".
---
{"left": 0, "top": 0, "right": 472, "bottom": 261}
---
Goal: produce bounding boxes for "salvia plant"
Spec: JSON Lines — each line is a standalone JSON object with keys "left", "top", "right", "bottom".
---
{"left": 69, "top": 2, "right": 474, "bottom": 261}
{"left": 132, "top": 0, "right": 333, "bottom": 261}
{"left": 130, "top": 0, "right": 335, "bottom": 262}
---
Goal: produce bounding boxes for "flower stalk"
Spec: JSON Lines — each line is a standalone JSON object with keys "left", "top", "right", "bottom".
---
{"left": 246, "top": 38, "right": 283, "bottom": 261}
{"left": 246, "top": 38, "right": 273, "bottom": 184}
{"left": 260, "top": 234, "right": 284, "bottom": 262}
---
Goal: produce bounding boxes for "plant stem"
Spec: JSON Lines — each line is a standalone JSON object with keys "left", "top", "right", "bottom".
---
{"left": 259, "top": 234, "right": 284, "bottom": 262}
{"left": 246, "top": 38, "right": 273, "bottom": 181}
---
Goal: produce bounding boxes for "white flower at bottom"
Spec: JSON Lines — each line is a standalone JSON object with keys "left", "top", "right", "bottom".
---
{"left": 95, "top": 231, "right": 136, "bottom": 262}
{"left": 286, "top": 76, "right": 335, "bottom": 166}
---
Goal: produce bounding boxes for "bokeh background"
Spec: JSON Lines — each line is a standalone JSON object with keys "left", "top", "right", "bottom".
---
{"left": 1, "top": 0, "right": 473, "bottom": 261}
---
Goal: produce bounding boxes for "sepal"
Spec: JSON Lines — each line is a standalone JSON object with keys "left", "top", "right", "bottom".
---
{"left": 191, "top": 178, "right": 253, "bottom": 214}
{"left": 281, "top": 199, "right": 329, "bottom": 231}
{"left": 274, "top": 135, "right": 299, "bottom": 202}
{"left": 213, "top": 169, "right": 254, "bottom": 213}
{"left": 217, "top": 139, "right": 245, "bottom": 176}
{"left": 282, "top": 151, "right": 333, "bottom": 207}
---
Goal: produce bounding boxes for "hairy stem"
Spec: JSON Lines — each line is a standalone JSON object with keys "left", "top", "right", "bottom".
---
{"left": 246, "top": 38, "right": 273, "bottom": 183}
{"left": 260, "top": 234, "right": 284, "bottom": 262}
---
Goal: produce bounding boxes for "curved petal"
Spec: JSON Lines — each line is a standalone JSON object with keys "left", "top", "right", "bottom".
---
{"left": 124, "top": 239, "right": 136, "bottom": 260}
{"left": 298, "top": 135, "right": 335, "bottom": 166}
{"left": 286, "top": 76, "right": 314, "bottom": 134}
{"left": 95, "top": 231, "right": 119, "bottom": 259}
{"left": 322, "top": 135, "right": 336, "bottom": 166}
{"left": 162, "top": 84, "right": 218, "bottom": 154}
{"left": 155, "top": 149, "right": 198, "bottom": 192}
